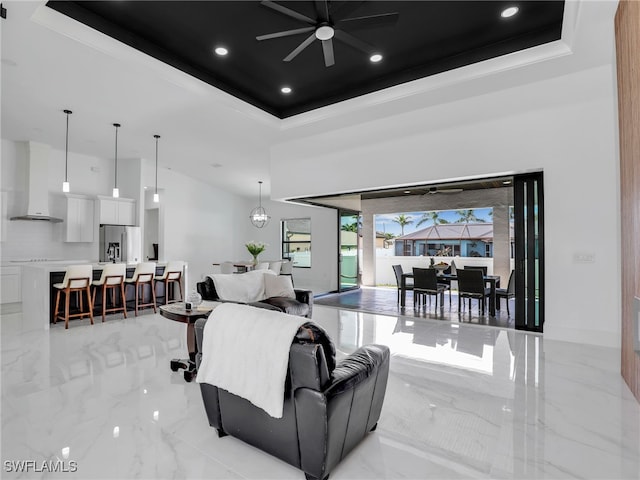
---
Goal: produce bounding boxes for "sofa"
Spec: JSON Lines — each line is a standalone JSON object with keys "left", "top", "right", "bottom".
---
{"left": 195, "top": 315, "right": 390, "bottom": 480}
{"left": 196, "top": 270, "right": 313, "bottom": 318}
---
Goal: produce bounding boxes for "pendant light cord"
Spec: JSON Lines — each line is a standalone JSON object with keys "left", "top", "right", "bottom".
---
{"left": 63, "top": 109, "right": 72, "bottom": 183}
{"left": 113, "top": 123, "right": 120, "bottom": 189}
{"left": 154, "top": 134, "right": 160, "bottom": 195}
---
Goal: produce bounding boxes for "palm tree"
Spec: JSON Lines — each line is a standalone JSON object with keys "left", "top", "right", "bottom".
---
{"left": 456, "top": 209, "right": 486, "bottom": 223}
{"left": 393, "top": 214, "right": 413, "bottom": 236}
{"left": 416, "top": 211, "right": 450, "bottom": 227}
{"left": 341, "top": 222, "right": 358, "bottom": 232}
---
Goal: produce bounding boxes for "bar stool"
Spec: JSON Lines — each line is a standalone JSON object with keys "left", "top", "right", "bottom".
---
{"left": 124, "top": 262, "right": 157, "bottom": 316}
{"left": 91, "top": 263, "right": 127, "bottom": 322}
{"left": 53, "top": 264, "right": 94, "bottom": 329}
{"left": 154, "top": 261, "right": 184, "bottom": 305}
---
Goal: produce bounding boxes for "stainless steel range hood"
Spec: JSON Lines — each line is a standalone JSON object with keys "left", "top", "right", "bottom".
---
{"left": 10, "top": 142, "right": 63, "bottom": 223}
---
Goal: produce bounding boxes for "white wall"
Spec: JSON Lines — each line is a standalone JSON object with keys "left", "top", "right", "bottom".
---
{"left": 271, "top": 65, "right": 621, "bottom": 348}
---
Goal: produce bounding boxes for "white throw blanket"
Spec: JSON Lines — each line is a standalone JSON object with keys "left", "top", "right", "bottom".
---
{"left": 209, "top": 270, "right": 275, "bottom": 303}
{"left": 196, "top": 303, "right": 307, "bottom": 418}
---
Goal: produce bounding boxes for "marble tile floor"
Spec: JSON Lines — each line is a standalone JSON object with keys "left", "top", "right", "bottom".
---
{"left": 1, "top": 306, "right": 639, "bottom": 479}
{"left": 316, "top": 287, "right": 515, "bottom": 329}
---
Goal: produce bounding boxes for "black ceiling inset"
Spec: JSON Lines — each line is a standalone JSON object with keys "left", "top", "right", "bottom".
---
{"left": 46, "top": 1, "right": 565, "bottom": 118}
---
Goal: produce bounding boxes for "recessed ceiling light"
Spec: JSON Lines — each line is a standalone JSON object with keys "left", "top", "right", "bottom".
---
{"left": 211, "top": 163, "right": 223, "bottom": 168}
{"left": 214, "top": 46, "right": 228, "bottom": 56}
{"left": 404, "top": 190, "right": 411, "bottom": 194}
{"left": 501, "top": 6, "right": 519, "bottom": 18}
{"left": 503, "top": 180, "right": 512, "bottom": 185}
{"left": 370, "top": 54, "right": 383, "bottom": 63}
{"left": 281, "top": 86, "right": 292, "bottom": 94}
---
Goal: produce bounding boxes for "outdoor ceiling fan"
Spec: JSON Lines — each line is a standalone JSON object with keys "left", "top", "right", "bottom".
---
{"left": 256, "top": 0, "right": 399, "bottom": 67}
{"left": 425, "top": 186, "right": 464, "bottom": 195}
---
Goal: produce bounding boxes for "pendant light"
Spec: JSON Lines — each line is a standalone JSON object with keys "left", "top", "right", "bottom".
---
{"left": 250, "top": 180, "right": 270, "bottom": 228}
{"left": 112, "top": 123, "right": 120, "bottom": 198}
{"left": 62, "top": 109, "right": 72, "bottom": 192}
{"left": 153, "top": 134, "right": 160, "bottom": 203}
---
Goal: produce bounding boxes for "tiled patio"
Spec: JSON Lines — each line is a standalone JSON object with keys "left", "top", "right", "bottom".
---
{"left": 315, "top": 286, "right": 515, "bottom": 328}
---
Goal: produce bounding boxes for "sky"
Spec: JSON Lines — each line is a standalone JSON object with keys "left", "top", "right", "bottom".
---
{"left": 375, "top": 207, "right": 493, "bottom": 236}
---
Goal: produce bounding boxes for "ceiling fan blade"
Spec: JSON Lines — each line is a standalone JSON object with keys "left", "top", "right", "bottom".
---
{"left": 334, "top": 30, "right": 375, "bottom": 54}
{"left": 331, "top": 1, "right": 366, "bottom": 20}
{"left": 337, "top": 12, "right": 399, "bottom": 29}
{"left": 256, "top": 26, "right": 315, "bottom": 41}
{"left": 322, "top": 39, "right": 335, "bottom": 67}
{"left": 314, "top": 0, "right": 330, "bottom": 22}
{"left": 260, "top": 0, "right": 315, "bottom": 25}
{"left": 283, "top": 33, "right": 316, "bottom": 62}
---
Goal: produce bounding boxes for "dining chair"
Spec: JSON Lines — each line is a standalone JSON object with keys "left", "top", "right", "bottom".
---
{"left": 154, "top": 260, "right": 184, "bottom": 304}
{"left": 53, "top": 264, "right": 94, "bottom": 329}
{"left": 220, "top": 262, "right": 235, "bottom": 274}
{"left": 91, "top": 263, "right": 127, "bottom": 322}
{"left": 392, "top": 265, "right": 413, "bottom": 304}
{"left": 124, "top": 262, "right": 157, "bottom": 315}
{"left": 463, "top": 266, "right": 488, "bottom": 275}
{"left": 268, "top": 260, "right": 283, "bottom": 274}
{"left": 496, "top": 270, "right": 516, "bottom": 316}
{"left": 412, "top": 267, "right": 450, "bottom": 309}
{"left": 280, "top": 259, "right": 294, "bottom": 286}
{"left": 456, "top": 268, "right": 491, "bottom": 315}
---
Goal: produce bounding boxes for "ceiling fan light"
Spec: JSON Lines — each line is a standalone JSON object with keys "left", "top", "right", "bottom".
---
{"left": 315, "top": 25, "right": 334, "bottom": 41}
{"left": 501, "top": 6, "right": 519, "bottom": 18}
{"left": 370, "top": 54, "right": 383, "bottom": 63}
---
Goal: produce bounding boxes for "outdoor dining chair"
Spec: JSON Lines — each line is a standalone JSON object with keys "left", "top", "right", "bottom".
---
{"left": 456, "top": 268, "right": 491, "bottom": 315}
{"left": 412, "top": 267, "right": 450, "bottom": 309}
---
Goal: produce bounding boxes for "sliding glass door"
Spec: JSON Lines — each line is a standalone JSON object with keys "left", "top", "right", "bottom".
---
{"left": 339, "top": 210, "right": 360, "bottom": 292}
{"left": 513, "top": 172, "right": 545, "bottom": 331}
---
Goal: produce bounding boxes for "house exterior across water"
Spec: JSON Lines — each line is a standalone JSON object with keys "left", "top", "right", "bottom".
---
{"left": 394, "top": 223, "right": 514, "bottom": 258}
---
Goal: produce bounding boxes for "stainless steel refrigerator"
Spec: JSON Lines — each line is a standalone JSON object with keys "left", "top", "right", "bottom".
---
{"left": 99, "top": 225, "right": 142, "bottom": 263}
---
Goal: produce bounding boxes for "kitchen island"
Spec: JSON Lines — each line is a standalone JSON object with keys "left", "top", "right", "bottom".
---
{"left": 21, "top": 261, "right": 181, "bottom": 330}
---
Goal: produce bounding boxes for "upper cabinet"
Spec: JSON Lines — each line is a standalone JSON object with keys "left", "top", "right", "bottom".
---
{"left": 97, "top": 196, "right": 136, "bottom": 226}
{"left": 65, "top": 195, "right": 95, "bottom": 243}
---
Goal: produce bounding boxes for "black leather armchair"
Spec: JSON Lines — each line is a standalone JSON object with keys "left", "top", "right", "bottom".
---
{"left": 196, "top": 276, "right": 313, "bottom": 318}
{"left": 195, "top": 318, "right": 390, "bottom": 480}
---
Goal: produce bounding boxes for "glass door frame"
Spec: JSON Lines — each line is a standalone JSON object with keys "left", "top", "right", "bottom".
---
{"left": 513, "top": 172, "right": 545, "bottom": 332}
{"left": 338, "top": 209, "right": 361, "bottom": 292}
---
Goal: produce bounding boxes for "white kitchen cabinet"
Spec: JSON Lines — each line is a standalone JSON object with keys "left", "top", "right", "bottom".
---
{"left": 65, "top": 195, "right": 94, "bottom": 242}
{"left": 97, "top": 196, "right": 136, "bottom": 225}
{"left": 0, "top": 266, "right": 21, "bottom": 304}
{"left": 117, "top": 199, "right": 135, "bottom": 225}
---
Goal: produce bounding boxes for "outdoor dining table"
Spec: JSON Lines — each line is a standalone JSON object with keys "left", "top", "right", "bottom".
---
{"left": 401, "top": 272, "right": 501, "bottom": 316}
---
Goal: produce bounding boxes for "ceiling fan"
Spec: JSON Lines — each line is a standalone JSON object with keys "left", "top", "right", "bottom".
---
{"left": 425, "top": 186, "right": 464, "bottom": 195}
{"left": 256, "top": 0, "right": 399, "bottom": 67}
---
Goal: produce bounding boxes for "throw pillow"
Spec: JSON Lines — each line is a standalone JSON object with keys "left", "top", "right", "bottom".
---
{"left": 264, "top": 274, "right": 296, "bottom": 299}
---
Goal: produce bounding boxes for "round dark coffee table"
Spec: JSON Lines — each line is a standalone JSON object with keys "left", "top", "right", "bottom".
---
{"left": 159, "top": 302, "right": 217, "bottom": 382}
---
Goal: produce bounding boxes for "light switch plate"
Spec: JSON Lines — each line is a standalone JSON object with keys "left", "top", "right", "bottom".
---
{"left": 574, "top": 253, "right": 595, "bottom": 263}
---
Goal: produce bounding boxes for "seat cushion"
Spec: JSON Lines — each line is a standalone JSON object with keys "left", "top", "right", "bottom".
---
{"left": 261, "top": 297, "right": 310, "bottom": 317}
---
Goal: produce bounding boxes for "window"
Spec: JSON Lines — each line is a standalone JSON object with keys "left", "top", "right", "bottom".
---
{"left": 282, "top": 218, "right": 311, "bottom": 268}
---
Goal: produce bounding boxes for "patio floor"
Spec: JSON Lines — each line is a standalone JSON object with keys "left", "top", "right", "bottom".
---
{"left": 315, "top": 286, "right": 515, "bottom": 328}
